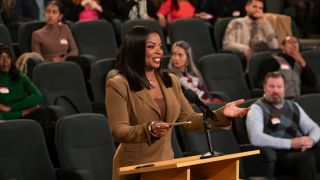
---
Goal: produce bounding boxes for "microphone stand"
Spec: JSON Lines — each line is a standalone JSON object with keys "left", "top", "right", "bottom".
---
{"left": 200, "top": 108, "right": 223, "bottom": 159}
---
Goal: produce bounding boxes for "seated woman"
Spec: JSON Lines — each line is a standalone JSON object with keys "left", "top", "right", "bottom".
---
{"left": 166, "top": 40, "right": 224, "bottom": 103}
{"left": 0, "top": 43, "right": 43, "bottom": 120}
{"left": 157, "top": 0, "right": 197, "bottom": 27}
{"left": 63, "top": 0, "right": 115, "bottom": 22}
{"left": 31, "top": 0, "right": 79, "bottom": 62}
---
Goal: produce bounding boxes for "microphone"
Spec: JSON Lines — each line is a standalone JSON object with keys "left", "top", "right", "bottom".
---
{"left": 183, "top": 89, "right": 218, "bottom": 121}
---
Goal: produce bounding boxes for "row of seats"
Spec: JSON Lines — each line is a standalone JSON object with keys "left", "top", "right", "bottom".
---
{"left": 1, "top": 113, "right": 251, "bottom": 179}
{"left": 0, "top": 113, "right": 115, "bottom": 180}
{"left": 29, "top": 48, "right": 320, "bottom": 119}
{"left": 0, "top": 16, "right": 299, "bottom": 64}
{"left": 198, "top": 49, "right": 320, "bottom": 101}
{"left": 3, "top": 91, "right": 319, "bottom": 180}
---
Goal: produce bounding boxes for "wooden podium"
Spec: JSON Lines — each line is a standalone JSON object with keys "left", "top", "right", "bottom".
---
{"left": 119, "top": 150, "right": 260, "bottom": 180}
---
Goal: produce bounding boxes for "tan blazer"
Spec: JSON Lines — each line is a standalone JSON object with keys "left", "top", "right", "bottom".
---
{"left": 105, "top": 73, "right": 231, "bottom": 180}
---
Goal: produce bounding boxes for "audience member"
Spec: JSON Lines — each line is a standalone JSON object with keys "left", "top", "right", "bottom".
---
{"left": 31, "top": 0, "right": 79, "bottom": 62}
{"left": 223, "top": 0, "right": 279, "bottom": 61}
{"left": 105, "top": 26, "right": 249, "bottom": 180}
{"left": 157, "top": 0, "right": 197, "bottom": 27}
{"left": 62, "top": 0, "right": 115, "bottom": 22}
{"left": 9, "top": 0, "right": 49, "bottom": 22}
{"left": 256, "top": 36, "right": 318, "bottom": 99}
{"left": 115, "top": 0, "right": 158, "bottom": 21}
{"left": 0, "top": 43, "right": 43, "bottom": 120}
{"left": 166, "top": 40, "right": 224, "bottom": 103}
{"left": 286, "top": 0, "right": 316, "bottom": 37}
{"left": 196, "top": 0, "right": 246, "bottom": 25}
{"left": 246, "top": 71, "right": 320, "bottom": 180}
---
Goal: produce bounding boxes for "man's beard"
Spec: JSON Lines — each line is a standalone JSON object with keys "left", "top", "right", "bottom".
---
{"left": 265, "top": 94, "right": 284, "bottom": 105}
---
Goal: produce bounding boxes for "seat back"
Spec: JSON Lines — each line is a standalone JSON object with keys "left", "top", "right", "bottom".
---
{"left": 179, "top": 103, "right": 237, "bottom": 153}
{"left": 90, "top": 58, "right": 117, "bottom": 103}
{"left": 296, "top": 94, "right": 320, "bottom": 126}
{"left": 176, "top": 126, "right": 247, "bottom": 178}
{"left": 0, "top": 120, "right": 56, "bottom": 180}
{"left": 18, "top": 21, "right": 46, "bottom": 53}
{"left": 33, "top": 62, "right": 92, "bottom": 115}
{"left": 55, "top": 113, "right": 116, "bottom": 180}
{"left": 248, "top": 51, "right": 274, "bottom": 89}
{"left": 301, "top": 49, "right": 320, "bottom": 90}
{"left": 72, "top": 20, "right": 118, "bottom": 60}
{"left": 168, "top": 18, "right": 215, "bottom": 64}
{"left": 232, "top": 98, "right": 257, "bottom": 145}
{"left": 198, "top": 53, "right": 251, "bottom": 101}
{"left": 214, "top": 17, "right": 235, "bottom": 50}
{"left": 171, "top": 126, "right": 184, "bottom": 158}
{"left": 0, "top": 24, "right": 16, "bottom": 60}
{"left": 265, "top": 0, "right": 286, "bottom": 14}
{"left": 121, "top": 19, "right": 169, "bottom": 55}
{"left": 0, "top": 10, "right": 5, "bottom": 24}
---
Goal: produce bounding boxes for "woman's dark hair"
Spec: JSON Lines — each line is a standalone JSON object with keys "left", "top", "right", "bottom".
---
{"left": 46, "top": 0, "right": 64, "bottom": 14}
{"left": 116, "top": 26, "right": 172, "bottom": 91}
{"left": 172, "top": 0, "right": 196, "bottom": 11}
{"left": 0, "top": 43, "right": 20, "bottom": 82}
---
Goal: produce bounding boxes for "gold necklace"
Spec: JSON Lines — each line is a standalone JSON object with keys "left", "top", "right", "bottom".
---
{"left": 147, "top": 75, "right": 156, "bottom": 86}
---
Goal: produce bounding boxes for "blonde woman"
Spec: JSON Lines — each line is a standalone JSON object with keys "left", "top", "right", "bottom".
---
{"left": 167, "top": 40, "right": 224, "bottom": 103}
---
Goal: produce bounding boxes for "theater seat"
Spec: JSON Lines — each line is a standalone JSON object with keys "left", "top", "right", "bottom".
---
{"left": 55, "top": 113, "right": 116, "bottom": 180}
{"left": 0, "top": 120, "right": 73, "bottom": 180}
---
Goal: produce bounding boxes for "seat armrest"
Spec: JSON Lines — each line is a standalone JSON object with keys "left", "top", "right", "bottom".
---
{"left": 56, "top": 168, "right": 95, "bottom": 180}
{"left": 48, "top": 105, "right": 67, "bottom": 119}
{"left": 77, "top": 54, "right": 97, "bottom": 65}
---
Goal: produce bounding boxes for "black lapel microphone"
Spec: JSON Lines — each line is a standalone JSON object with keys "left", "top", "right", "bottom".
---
{"left": 183, "top": 89, "right": 218, "bottom": 121}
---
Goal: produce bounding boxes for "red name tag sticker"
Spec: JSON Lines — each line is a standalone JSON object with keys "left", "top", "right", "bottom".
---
{"left": 271, "top": 117, "right": 280, "bottom": 125}
{"left": 0, "top": 87, "right": 9, "bottom": 94}
{"left": 233, "top": 10, "right": 240, "bottom": 17}
{"left": 280, "top": 64, "right": 290, "bottom": 70}
{"left": 60, "top": 39, "right": 68, "bottom": 45}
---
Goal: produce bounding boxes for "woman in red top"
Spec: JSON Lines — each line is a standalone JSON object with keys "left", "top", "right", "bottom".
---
{"left": 157, "top": 0, "right": 196, "bottom": 27}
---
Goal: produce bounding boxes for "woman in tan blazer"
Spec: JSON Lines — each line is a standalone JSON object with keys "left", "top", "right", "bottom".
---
{"left": 105, "top": 26, "right": 249, "bottom": 180}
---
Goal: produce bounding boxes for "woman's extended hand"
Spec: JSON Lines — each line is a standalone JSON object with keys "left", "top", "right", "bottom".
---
{"left": 223, "top": 99, "right": 249, "bottom": 118}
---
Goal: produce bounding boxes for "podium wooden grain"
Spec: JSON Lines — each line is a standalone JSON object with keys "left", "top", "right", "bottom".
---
{"left": 119, "top": 150, "right": 260, "bottom": 180}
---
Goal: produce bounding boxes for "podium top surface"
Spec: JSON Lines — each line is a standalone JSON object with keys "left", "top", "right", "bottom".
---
{"left": 119, "top": 150, "right": 260, "bottom": 175}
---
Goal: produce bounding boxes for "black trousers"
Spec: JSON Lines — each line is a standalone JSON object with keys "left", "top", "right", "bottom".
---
{"left": 275, "top": 148, "right": 319, "bottom": 180}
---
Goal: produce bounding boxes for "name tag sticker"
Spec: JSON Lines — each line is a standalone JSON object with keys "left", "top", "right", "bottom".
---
{"left": 280, "top": 64, "right": 290, "bottom": 70}
{"left": 232, "top": 10, "right": 240, "bottom": 17}
{"left": 60, "top": 39, "right": 68, "bottom": 45}
{"left": 0, "top": 87, "right": 9, "bottom": 94}
{"left": 271, "top": 117, "right": 281, "bottom": 125}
